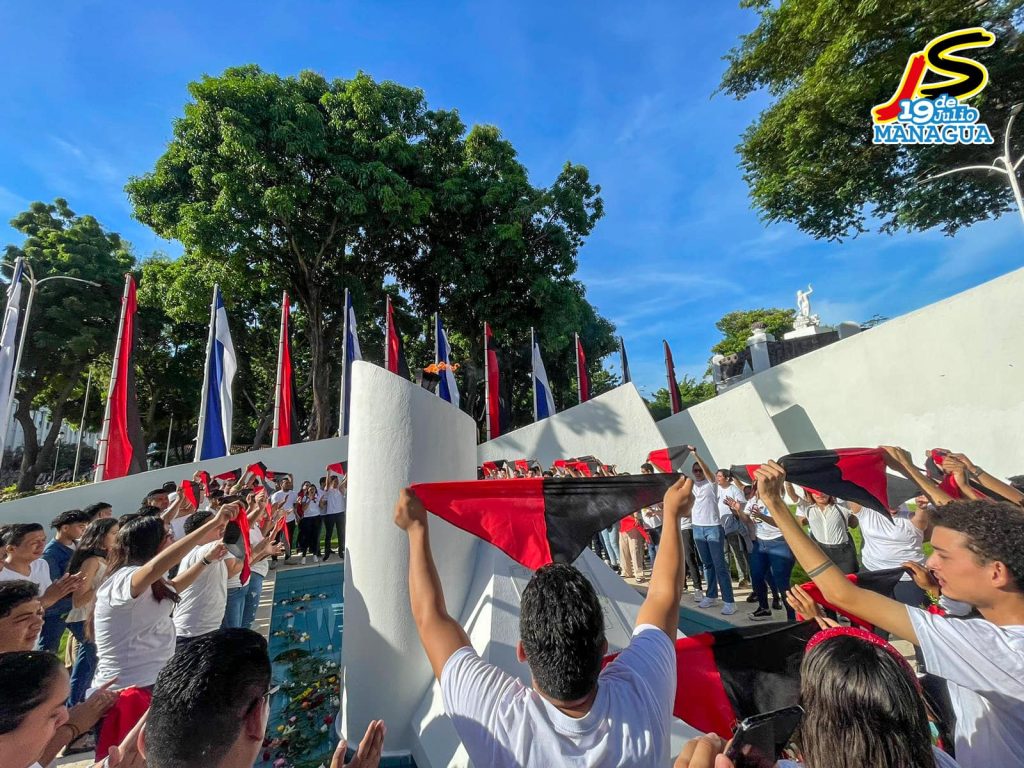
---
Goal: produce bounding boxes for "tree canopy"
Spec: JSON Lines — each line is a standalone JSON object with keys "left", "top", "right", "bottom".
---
{"left": 712, "top": 308, "right": 795, "bottom": 356}
{"left": 128, "top": 66, "right": 612, "bottom": 439}
{"left": 720, "top": 1, "right": 1024, "bottom": 240}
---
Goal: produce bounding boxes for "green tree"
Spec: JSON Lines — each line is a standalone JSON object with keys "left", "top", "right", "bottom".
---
{"left": 646, "top": 376, "right": 717, "bottom": 421}
{"left": 711, "top": 308, "right": 795, "bottom": 356}
{"left": 3, "top": 200, "right": 134, "bottom": 491}
{"left": 720, "top": 1, "right": 1024, "bottom": 240}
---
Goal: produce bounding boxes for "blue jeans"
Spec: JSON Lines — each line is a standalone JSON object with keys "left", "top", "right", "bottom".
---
{"left": 750, "top": 538, "right": 796, "bottom": 619}
{"left": 66, "top": 621, "right": 97, "bottom": 706}
{"left": 38, "top": 610, "right": 67, "bottom": 653}
{"left": 242, "top": 573, "right": 265, "bottom": 629}
{"left": 223, "top": 586, "right": 246, "bottom": 628}
{"left": 693, "top": 525, "right": 734, "bottom": 602}
{"left": 599, "top": 526, "right": 620, "bottom": 566}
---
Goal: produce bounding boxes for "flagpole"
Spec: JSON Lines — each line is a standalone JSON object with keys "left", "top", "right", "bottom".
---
{"left": 384, "top": 295, "right": 391, "bottom": 373}
{"left": 483, "top": 322, "right": 491, "bottom": 442}
{"left": 194, "top": 285, "right": 218, "bottom": 461}
{"left": 272, "top": 292, "right": 287, "bottom": 449}
{"left": 72, "top": 366, "right": 92, "bottom": 480}
{"left": 163, "top": 415, "right": 173, "bottom": 467}
{"left": 531, "top": 327, "right": 537, "bottom": 423}
{"left": 94, "top": 274, "right": 132, "bottom": 483}
{"left": 575, "top": 332, "right": 582, "bottom": 405}
{"left": 337, "top": 288, "right": 349, "bottom": 438}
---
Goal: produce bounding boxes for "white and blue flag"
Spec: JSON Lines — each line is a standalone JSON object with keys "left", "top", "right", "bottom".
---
{"left": 339, "top": 289, "right": 362, "bottom": 436}
{"left": 531, "top": 329, "right": 556, "bottom": 421}
{"left": 0, "top": 258, "right": 24, "bottom": 456}
{"left": 435, "top": 314, "right": 460, "bottom": 409}
{"left": 195, "top": 285, "right": 237, "bottom": 460}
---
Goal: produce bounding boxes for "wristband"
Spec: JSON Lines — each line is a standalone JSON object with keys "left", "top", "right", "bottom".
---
{"left": 202, "top": 557, "right": 212, "bottom": 566}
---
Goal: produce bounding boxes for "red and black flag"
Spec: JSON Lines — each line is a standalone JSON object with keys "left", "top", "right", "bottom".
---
{"left": 411, "top": 474, "right": 680, "bottom": 570}
{"left": 575, "top": 333, "right": 590, "bottom": 404}
{"left": 664, "top": 340, "right": 683, "bottom": 415}
{"left": 196, "top": 471, "right": 212, "bottom": 497}
{"left": 604, "top": 621, "right": 817, "bottom": 738}
{"left": 648, "top": 446, "right": 692, "bottom": 473}
{"left": 96, "top": 275, "right": 147, "bottom": 481}
{"left": 385, "top": 295, "right": 411, "bottom": 380}
{"left": 484, "top": 323, "right": 509, "bottom": 440}
{"left": 214, "top": 467, "right": 242, "bottom": 483}
{"left": 273, "top": 293, "right": 302, "bottom": 448}
{"left": 925, "top": 449, "right": 1015, "bottom": 502}
{"left": 179, "top": 480, "right": 203, "bottom": 509}
{"left": 797, "top": 568, "right": 910, "bottom": 630}
{"left": 327, "top": 461, "right": 347, "bottom": 476}
{"left": 779, "top": 448, "right": 891, "bottom": 517}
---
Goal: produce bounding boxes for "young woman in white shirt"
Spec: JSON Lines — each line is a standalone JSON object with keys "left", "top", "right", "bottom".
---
{"left": 0, "top": 524, "right": 84, "bottom": 610}
{"left": 64, "top": 518, "right": 119, "bottom": 707}
{"left": 786, "top": 481, "right": 859, "bottom": 575}
{"left": 93, "top": 506, "right": 235, "bottom": 693}
{"left": 733, "top": 482, "right": 796, "bottom": 621}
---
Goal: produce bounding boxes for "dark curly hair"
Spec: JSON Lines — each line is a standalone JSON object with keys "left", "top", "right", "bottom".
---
{"left": 519, "top": 563, "right": 605, "bottom": 701}
{"left": 930, "top": 500, "right": 1024, "bottom": 591}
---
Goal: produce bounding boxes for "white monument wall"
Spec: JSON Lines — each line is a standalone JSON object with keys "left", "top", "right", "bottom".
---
{"left": 0, "top": 435, "right": 348, "bottom": 528}
{"left": 478, "top": 383, "right": 668, "bottom": 473}
{"left": 660, "top": 267, "right": 1024, "bottom": 477}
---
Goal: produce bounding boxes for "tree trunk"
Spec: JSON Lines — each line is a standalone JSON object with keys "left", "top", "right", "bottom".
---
{"left": 16, "top": 363, "right": 86, "bottom": 490}
{"left": 305, "top": 315, "right": 333, "bottom": 439}
{"left": 250, "top": 396, "right": 275, "bottom": 450}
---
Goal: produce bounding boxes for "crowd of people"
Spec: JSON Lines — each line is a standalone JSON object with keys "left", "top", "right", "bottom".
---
{"left": 1, "top": 445, "right": 1022, "bottom": 768}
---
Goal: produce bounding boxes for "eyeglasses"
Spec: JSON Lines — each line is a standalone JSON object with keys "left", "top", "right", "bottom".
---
{"left": 247, "top": 682, "right": 281, "bottom": 716}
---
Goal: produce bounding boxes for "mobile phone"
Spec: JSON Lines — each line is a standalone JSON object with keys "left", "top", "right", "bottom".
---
{"left": 222, "top": 521, "right": 246, "bottom": 559}
{"left": 725, "top": 705, "right": 803, "bottom": 768}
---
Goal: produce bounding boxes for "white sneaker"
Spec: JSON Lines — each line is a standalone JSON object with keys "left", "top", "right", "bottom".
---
{"left": 698, "top": 597, "right": 718, "bottom": 609}
{"left": 721, "top": 603, "right": 737, "bottom": 616}
{"left": 692, "top": 589, "right": 705, "bottom": 602}
{"left": 312, "top": 556, "right": 320, "bottom": 563}
{"left": 301, "top": 556, "right": 307, "bottom": 565}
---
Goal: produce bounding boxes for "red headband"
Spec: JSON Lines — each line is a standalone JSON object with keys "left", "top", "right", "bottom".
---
{"left": 806, "top": 626, "right": 920, "bottom": 691}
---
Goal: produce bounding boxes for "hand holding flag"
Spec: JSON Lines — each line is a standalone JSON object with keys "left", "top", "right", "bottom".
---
{"left": 394, "top": 488, "right": 428, "bottom": 532}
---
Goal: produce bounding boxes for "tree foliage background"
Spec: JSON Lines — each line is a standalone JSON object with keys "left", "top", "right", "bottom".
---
{"left": 720, "top": 0, "right": 1024, "bottom": 240}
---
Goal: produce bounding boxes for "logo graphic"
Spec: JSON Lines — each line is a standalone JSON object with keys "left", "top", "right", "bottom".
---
{"left": 872, "top": 27, "right": 996, "bottom": 146}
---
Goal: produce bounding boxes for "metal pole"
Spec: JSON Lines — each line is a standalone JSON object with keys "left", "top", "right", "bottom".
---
{"left": 575, "top": 332, "right": 582, "bottom": 405}
{"left": 52, "top": 427, "right": 64, "bottom": 482}
{"left": 94, "top": 275, "right": 132, "bottom": 483}
{"left": 164, "top": 415, "right": 173, "bottom": 467}
{"left": 337, "top": 288, "right": 349, "bottom": 438}
{"left": 72, "top": 367, "right": 92, "bottom": 480}
{"left": 1003, "top": 106, "right": 1024, "bottom": 227}
{"left": 483, "top": 322, "right": 491, "bottom": 441}
{"left": 531, "top": 327, "right": 537, "bottom": 423}
{"left": 194, "top": 285, "right": 218, "bottom": 460}
{"left": 272, "top": 292, "right": 287, "bottom": 449}
{"left": 384, "top": 295, "right": 391, "bottom": 373}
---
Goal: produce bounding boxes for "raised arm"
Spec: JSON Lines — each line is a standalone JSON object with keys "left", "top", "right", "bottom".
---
{"left": 689, "top": 446, "right": 714, "bottom": 478}
{"left": 395, "top": 488, "right": 471, "bottom": 679}
{"left": 129, "top": 505, "right": 234, "bottom": 598}
{"left": 945, "top": 452, "right": 1023, "bottom": 505}
{"left": 754, "top": 461, "right": 918, "bottom": 644}
{"left": 880, "top": 446, "right": 954, "bottom": 507}
{"left": 637, "top": 477, "right": 694, "bottom": 637}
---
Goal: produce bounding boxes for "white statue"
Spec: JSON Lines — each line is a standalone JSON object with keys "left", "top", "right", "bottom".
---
{"left": 796, "top": 284, "right": 813, "bottom": 319}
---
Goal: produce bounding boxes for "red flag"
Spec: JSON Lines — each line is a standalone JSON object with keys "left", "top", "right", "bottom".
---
{"left": 327, "top": 461, "right": 347, "bottom": 475}
{"left": 647, "top": 446, "right": 692, "bottom": 473}
{"left": 179, "top": 481, "right": 202, "bottom": 509}
{"left": 575, "top": 334, "right": 590, "bottom": 404}
{"left": 232, "top": 505, "right": 252, "bottom": 584}
{"left": 273, "top": 294, "right": 301, "bottom": 447}
{"left": 385, "top": 296, "right": 411, "bottom": 379}
{"left": 197, "top": 471, "right": 211, "bottom": 496}
{"left": 213, "top": 467, "right": 242, "bottom": 483}
{"left": 98, "top": 275, "right": 146, "bottom": 480}
{"left": 484, "top": 323, "right": 508, "bottom": 439}
{"left": 664, "top": 340, "right": 683, "bottom": 415}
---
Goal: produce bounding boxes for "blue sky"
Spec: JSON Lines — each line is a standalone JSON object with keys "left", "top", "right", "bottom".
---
{"left": 0, "top": 1, "right": 1019, "bottom": 397}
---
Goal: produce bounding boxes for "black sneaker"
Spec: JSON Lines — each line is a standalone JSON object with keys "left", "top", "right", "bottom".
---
{"left": 323, "top": 553, "right": 332, "bottom": 561}
{"left": 772, "top": 598, "right": 783, "bottom": 611}
{"left": 749, "top": 607, "right": 772, "bottom": 620}
{"left": 745, "top": 593, "right": 759, "bottom": 603}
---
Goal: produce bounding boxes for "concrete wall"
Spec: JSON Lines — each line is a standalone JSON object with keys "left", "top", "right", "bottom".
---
{"left": 659, "top": 267, "right": 1024, "bottom": 477}
{"left": 0, "top": 435, "right": 348, "bottom": 528}
{"left": 478, "top": 383, "right": 668, "bottom": 473}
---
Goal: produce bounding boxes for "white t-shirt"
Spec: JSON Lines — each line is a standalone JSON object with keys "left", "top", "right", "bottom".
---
{"left": 691, "top": 479, "right": 720, "bottom": 527}
{"left": 440, "top": 625, "right": 675, "bottom": 767}
{"left": 797, "top": 500, "right": 851, "bottom": 546}
{"left": 746, "top": 498, "right": 783, "bottom": 541}
{"left": 324, "top": 488, "right": 344, "bottom": 516}
{"left": 272, "top": 489, "right": 299, "bottom": 524}
{"left": 249, "top": 525, "right": 270, "bottom": 578}
{"left": 779, "top": 747, "right": 959, "bottom": 768}
{"left": 174, "top": 542, "right": 234, "bottom": 637}
{"left": 908, "top": 608, "right": 1024, "bottom": 768}
{"left": 94, "top": 565, "right": 176, "bottom": 688}
{"left": 302, "top": 490, "right": 322, "bottom": 518}
{"left": 169, "top": 513, "right": 189, "bottom": 542}
{"left": 717, "top": 485, "right": 745, "bottom": 520}
{"left": 640, "top": 503, "right": 663, "bottom": 530}
{"left": 0, "top": 558, "right": 52, "bottom": 593}
{"left": 857, "top": 506, "right": 925, "bottom": 578}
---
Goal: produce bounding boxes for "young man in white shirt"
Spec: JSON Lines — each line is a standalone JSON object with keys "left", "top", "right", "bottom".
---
{"left": 322, "top": 475, "right": 346, "bottom": 561}
{"left": 270, "top": 476, "right": 298, "bottom": 562}
{"left": 755, "top": 457, "right": 1024, "bottom": 768}
{"left": 173, "top": 511, "right": 240, "bottom": 650}
{"left": 715, "top": 469, "right": 751, "bottom": 590}
{"left": 394, "top": 476, "right": 694, "bottom": 768}
{"left": 689, "top": 449, "right": 736, "bottom": 614}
